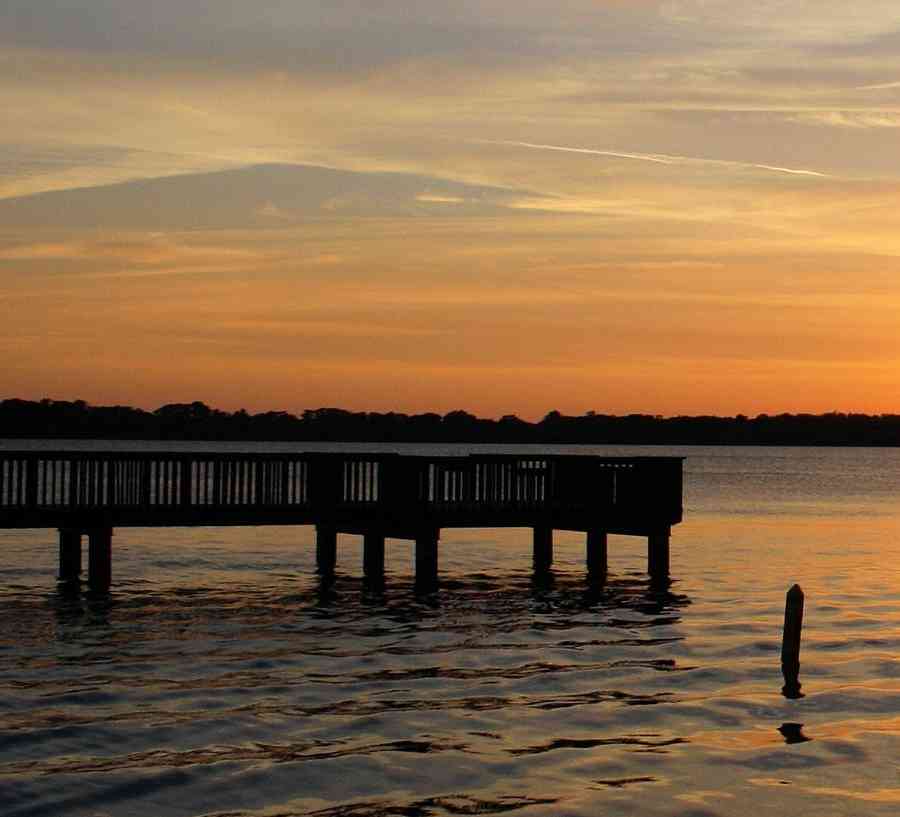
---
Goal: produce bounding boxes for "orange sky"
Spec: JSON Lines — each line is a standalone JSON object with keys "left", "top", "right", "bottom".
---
{"left": 3, "top": 2, "right": 900, "bottom": 419}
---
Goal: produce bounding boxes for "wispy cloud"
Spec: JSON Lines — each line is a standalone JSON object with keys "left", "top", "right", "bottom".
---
{"left": 790, "top": 111, "right": 900, "bottom": 129}
{"left": 855, "top": 80, "right": 900, "bottom": 91}
{"left": 416, "top": 193, "right": 465, "bottom": 204}
{"left": 482, "top": 139, "right": 830, "bottom": 178}
{"left": 256, "top": 201, "right": 292, "bottom": 220}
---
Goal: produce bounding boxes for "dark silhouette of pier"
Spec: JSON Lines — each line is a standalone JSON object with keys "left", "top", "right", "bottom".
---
{"left": 0, "top": 451, "right": 683, "bottom": 590}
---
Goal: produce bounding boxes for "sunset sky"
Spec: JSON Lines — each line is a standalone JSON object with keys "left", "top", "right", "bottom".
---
{"left": 4, "top": 1, "right": 900, "bottom": 419}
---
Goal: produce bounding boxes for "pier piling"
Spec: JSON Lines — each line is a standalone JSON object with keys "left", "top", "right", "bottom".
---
{"left": 533, "top": 526, "right": 553, "bottom": 573}
{"left": 87, "top": 528, "right": 112, "bottom": 590}
{"left": 363, "top": 532, "right": 385, "bottom": 578}
{"left": 648, "top": 529, "right": 670, "bottom": 580}
{"left": 586, "top": 529, "right": 607, "bottom": 579}
{"left": 415, "top": 529, "right": 439, "bottom": 589}
{"left": 58, "top": 529, "right": 82, "bottom": 582}
{"left": 316, "top": 525, "right": 337, "bottom": 576}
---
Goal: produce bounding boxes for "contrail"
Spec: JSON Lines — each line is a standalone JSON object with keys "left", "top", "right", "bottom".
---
{"left": 856, "top": 80, "right": 900, "bottom": 90}
{"left": 491, "top": 141, "right": 677, "bottom": 165}
{"left": 481, "top": 139, "right": 829, "bottom": 178}
{"left": 752, "top": 163, "right": 828, "bottom": 177}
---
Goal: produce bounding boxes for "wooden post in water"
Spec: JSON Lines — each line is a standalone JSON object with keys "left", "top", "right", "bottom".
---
{"left": 648, "top": 528, "right": 670, "bottom": 580}
{"left": 58, "top": 529, "right": 82, "bottom": 583}
{"left": 781, "top": 584, "right": 804, "bottom": 698}
{"left": 363, "top": 531, "right": 385, "bottom": 579}
{"left": 316, "top": 525, "right": 337, "bottom": 576}
{"left": 87, "top": 527, "right": 112, "bottom": 590}
{"left": 533, "top": 525, "right": 553, "bottom": 573}
{"left": 415, "top": 529, "right": 439, "bottom": 589}
{"left": 586, "top": 529, "right": 607, "bottom": 580}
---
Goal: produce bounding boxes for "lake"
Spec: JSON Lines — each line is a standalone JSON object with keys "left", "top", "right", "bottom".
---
{"left": 2, "top": 442, "right": 899, "bottom": 817}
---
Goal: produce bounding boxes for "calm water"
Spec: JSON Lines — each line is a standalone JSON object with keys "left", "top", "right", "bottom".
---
{"left": 2, "top": 442, "right": 900, "bottom": 817}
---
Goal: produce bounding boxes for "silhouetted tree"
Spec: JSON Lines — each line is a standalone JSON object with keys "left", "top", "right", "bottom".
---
{"left": 2, "top": 397, "right": 900, "bottom": 445}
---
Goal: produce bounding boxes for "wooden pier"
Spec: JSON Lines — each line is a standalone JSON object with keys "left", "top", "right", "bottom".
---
{"left": 0, "top": 451, "right": 683, "bottom": 590}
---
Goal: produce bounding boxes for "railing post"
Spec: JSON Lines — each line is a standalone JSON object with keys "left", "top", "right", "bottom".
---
{"left": 547, "top": 457, "right": 562, "bottom": 507}
{"left": 464, "top": 458, "right": 475, "bottom": 508}
{"left": 25, "top": 457, "right": 39, "bottom": 507}
{"left": 310, "top": 455, "right": 343, "bottom": 516}
{"left": 179, "top": 459, "right": 192, "bottom": 507}
{"left": 253, "top": 460, "right": 263, "bottom": 506}
{"left": 141, "top": 460, "right": 152, "bottom": 507}
{"left": 379, "top": 454, "right": 425, "bottom": 519}
{"left": 616, "top": 462, "right": 636, "bottom": 512}
{"left": 280, "top": 459, "right": 290, "bottom": 506}
{"left": 377, "top": 456, "right": 392, "bottom": 514}
{"left": 105, "top": 459, "right": 115, "bottom": 506}
{"left": 70, "top": 458, "right": 81, "bottom": 507}
{"left": 210, "top": 458, "right": 220, "bottom": 506}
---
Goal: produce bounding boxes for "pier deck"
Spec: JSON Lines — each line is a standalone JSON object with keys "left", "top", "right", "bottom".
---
{"left": 0, "top": 451, "right": 683, "bottom": 589}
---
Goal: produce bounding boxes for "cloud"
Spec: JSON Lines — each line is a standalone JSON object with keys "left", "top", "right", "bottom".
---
{"left": 856, "top": 80, "right": 900, "bottom": 91}
{"left": 0, "top": 235, "right": 272, "bottom": 275}
{"left": 256, "top": 201, "right": 291, "bottom": 220}
{"left": 0, "top": 1, "right": 695, "bottom": 79}
{"left": 0, "top": 141, "right": 245, "bottom": 200}
{"left": 0, "top": 163, "right": 529, "bottom": 229}
{"left": 416, "top": 193, "right": 466, "bottom": 204}
{"left": 660, "top": 0, "right": 900, "bottom": 45}
{"left": 485, "top": 140, "right": 830, "bottom": 178}
{"left": 789, "top": 111, "right": 900, "bottom": 129}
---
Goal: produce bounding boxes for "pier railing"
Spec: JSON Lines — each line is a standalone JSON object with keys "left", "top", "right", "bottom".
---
{"left": 0, "top": 451, "right": 682, "bottom": 529}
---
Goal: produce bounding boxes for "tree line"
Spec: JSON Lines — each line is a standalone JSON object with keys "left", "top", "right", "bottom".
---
{"left": 2, "top": 398, "right": 900, "bottom": 445}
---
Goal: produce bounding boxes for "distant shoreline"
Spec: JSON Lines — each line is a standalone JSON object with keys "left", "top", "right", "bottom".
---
{"left": 3, "top": 398, "right": 899, "bottom": 447}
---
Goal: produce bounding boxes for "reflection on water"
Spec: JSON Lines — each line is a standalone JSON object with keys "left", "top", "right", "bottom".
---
{"left": 778, "top": 723, "right": 812, "bottom": 745}
{"left": 2, "top": 571, "right": 695, "bottom": 817}
{"left": 2, "top": 444, "right": 900, "bottom": 816}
